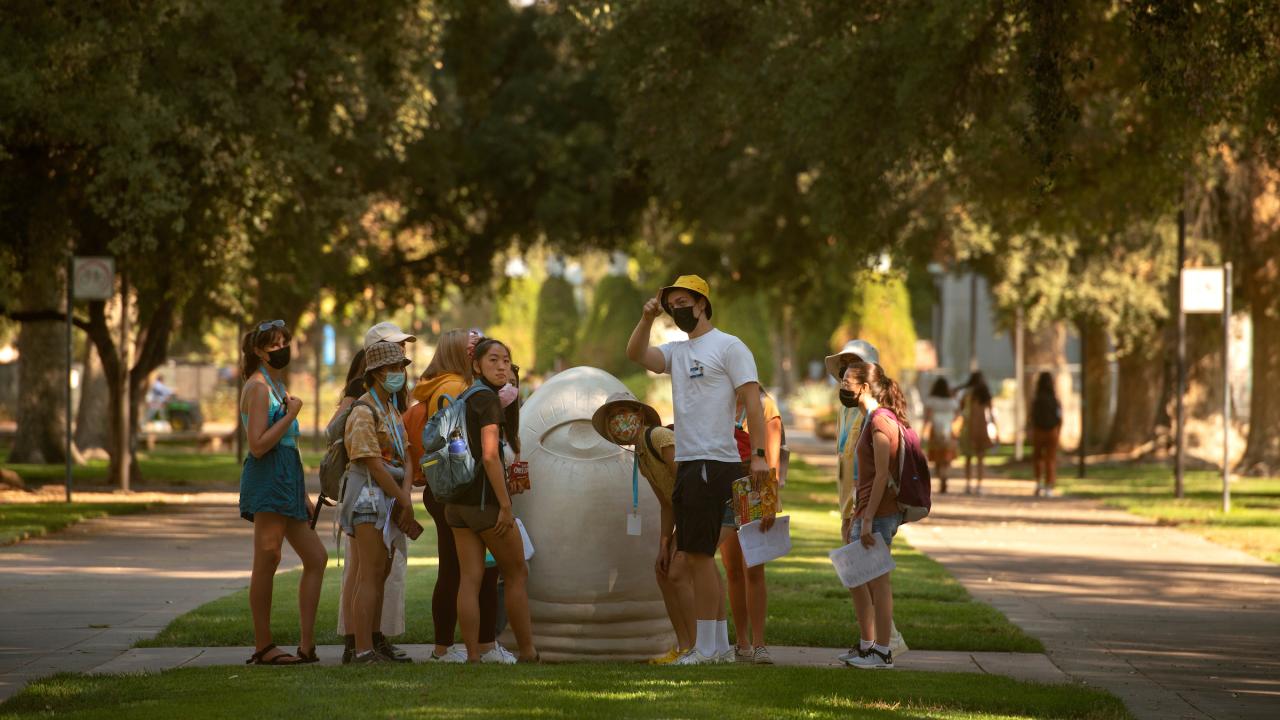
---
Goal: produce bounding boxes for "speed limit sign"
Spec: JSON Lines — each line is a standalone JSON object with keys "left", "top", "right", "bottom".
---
{"left": 73, "top": 257, "right": 115, "bottom": 300}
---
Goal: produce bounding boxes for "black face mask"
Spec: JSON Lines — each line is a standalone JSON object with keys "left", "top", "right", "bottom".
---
{"left": 266, "top": 346, "right": 291, "bottom": 370}
{"left": 672, "top": 306, "right": 700, "bottom": 333}
{"left": 839, "top": 389, "right": 860, "bottom": 408}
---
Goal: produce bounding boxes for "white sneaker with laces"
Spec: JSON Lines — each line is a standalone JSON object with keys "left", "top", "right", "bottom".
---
{"left": 480, "top": 645, "right": 517, "bottom": 664}
{"left": 845, "top": 648, "right": 894, "bottom": 669}
{"left": 496, "top": 644, "right": 518, "bottom": 663}
{"left": 752, "top": 646, "right": 774, "bottom": 665}
{"left": 716, "top": 648, "right": 736, "bottom": 664}
{"left": 427, "top": 645, "right": 467, "bottom": 663}
{"left": 672, "top": 650, "right": 713, "bottom": 666}
{"left": 836, "top": 646, "right": 866, "bottom": 662}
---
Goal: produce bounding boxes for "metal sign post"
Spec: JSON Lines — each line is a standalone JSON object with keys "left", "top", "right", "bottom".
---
{"left": 69, "top": 257, "right": 117, "bottom": 502}
{"left": 1180, "top": 265, "right": 1231, "bottom": 513}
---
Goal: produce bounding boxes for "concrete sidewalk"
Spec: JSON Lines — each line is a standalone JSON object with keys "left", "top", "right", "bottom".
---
{"left": 0, "top": 503, "right": 292, "bottom": 701}
{"left": 790, "top": 431, "right": 1280, "bottom": 720}
{"left": 88, "top": 644, "right": 1068, "bottom": 683}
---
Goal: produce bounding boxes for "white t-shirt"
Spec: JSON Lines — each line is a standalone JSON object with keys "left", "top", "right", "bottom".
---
{"left": 659, "top": 328, "right": 759, "bottom": 463}
{"left": 924, "top": 396, "right": 957, "bottom": 434}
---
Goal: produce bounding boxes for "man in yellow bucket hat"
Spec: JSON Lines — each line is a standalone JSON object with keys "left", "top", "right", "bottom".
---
{"left": 626, "top": 274, "right": 772, "bottom": 665}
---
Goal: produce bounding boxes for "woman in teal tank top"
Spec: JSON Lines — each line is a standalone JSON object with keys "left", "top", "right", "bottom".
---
{"left": 238, "top": 320, "right": 328, "bottom": 666}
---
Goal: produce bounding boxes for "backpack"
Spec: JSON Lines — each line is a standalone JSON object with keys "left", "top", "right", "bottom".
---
{"left": 867, "top": 408, "right": 932, "bottom": 523}
{"left": 318, "top": 399, "right": 371, "bottom": 504}
{"left": 420, "top": 384, "right": 494, "bottom": 504}
{"left": 1032, "top": 396, "right": 1062, "bottom": 431}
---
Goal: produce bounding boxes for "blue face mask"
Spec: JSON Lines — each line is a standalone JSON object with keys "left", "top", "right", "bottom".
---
{"left": 382, "top": 371, "right": 406, "bottom": 393}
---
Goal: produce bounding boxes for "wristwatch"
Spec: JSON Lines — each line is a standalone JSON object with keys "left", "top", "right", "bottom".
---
{"left": 755, "top": 448, "right": 766, "bottom": 458}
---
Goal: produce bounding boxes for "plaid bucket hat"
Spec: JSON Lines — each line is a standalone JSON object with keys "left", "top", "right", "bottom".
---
{"left": 364, "top": 341, "right": 412, "bottom": 373}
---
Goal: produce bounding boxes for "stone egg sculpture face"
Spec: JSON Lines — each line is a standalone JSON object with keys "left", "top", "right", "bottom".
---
{"left": 502, "top": 366, "right": 672, "bottom": 661}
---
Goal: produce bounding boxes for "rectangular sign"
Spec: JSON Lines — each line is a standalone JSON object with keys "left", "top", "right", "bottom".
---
{"left": 1181, "top": 267, "right": 1225, "bottom": 314}
{"left": 72, "top": 256, "right": 115, "bottom": 300}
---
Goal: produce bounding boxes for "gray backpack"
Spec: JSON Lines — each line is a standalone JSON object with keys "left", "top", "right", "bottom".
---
{"left": 318, "top": 400, "right": 370, "bottom": 504}
{"left": 421, "top": 384, "right": 493, "bottom": 504}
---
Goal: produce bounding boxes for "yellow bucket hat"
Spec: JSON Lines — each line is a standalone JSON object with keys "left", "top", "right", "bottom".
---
{"left": 660, "top": 274, "right": 713, "bottom": 319}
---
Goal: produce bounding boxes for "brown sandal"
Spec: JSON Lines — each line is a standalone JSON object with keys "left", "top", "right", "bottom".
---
{"left": 296, "top": 646, "right": 320, "bottom": 664}
{"left": 246, "top": 644, "right": 301, "bottom": 665}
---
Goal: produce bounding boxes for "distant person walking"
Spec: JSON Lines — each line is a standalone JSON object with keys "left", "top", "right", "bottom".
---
{"left": 1031, "top": 372, "right": 1063, "bottom": 497}
{"left": 922, "top": 378, "right": 958, "bottom": 494}
{"left": 592, "top": 392, "right": 696, "bottom": 662}
{"left": 627, "top": 274, "right": 771, "bottom": 665}
{"left": 841, "top": 362, "right": 909, "bottom": 670}
{"left": 238, "top": 320, "right": 327, "bottom": 666}
{"left": 958, "top": 372, "right": 995, "bottom": 494}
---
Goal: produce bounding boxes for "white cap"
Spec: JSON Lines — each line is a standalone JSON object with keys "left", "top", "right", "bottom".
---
{"left": 824, "top": 339, "right": 880, "bottom": 380}
{"left": 363, "top": 321, "right": 416, "bottom": 349}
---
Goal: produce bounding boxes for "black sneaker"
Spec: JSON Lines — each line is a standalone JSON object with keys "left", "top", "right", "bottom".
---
{"left": 349, "top": 650, "right": 386, "bottom": 665}
{"left": 374, "top": 633, "right": 412, "bottom": 663}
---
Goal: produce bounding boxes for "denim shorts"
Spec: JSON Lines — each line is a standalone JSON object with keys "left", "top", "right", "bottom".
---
{"left": 850, "top": 513, "right": 902, "bottom": 547}
{"left": 351, "top": 485, "right": 381, "bottom": 527}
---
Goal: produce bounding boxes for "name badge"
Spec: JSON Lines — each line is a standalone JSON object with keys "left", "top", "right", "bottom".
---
{"left": 626, "top": 512, "right": 642, "bottom": 536}
{"left": 688, "top": 360, "right": 705, "bottom": 379}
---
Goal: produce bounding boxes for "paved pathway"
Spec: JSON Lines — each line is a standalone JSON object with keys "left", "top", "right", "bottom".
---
{"left": 88, "top": 644, "right": 1067, "bottom": 681}
{"left": 791, "top": 431, "right": 1280, "bottom": 720}
{"left": 0, "top": 504, "right": 275, "bottom": 701}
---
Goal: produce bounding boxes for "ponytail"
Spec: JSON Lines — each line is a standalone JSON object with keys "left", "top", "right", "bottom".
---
{"left": 845, "top": 362, "right": 910, "bottom": 427}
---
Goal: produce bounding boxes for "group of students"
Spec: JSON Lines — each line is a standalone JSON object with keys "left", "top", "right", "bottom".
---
{"left": 233, "top": 272, "right": 927, "bottom": 670}
{"left": 920, "top": 370, "right": 1064, "bottom": 497}
{"left": 237, "top": 322, "right": 537, "bottom": 665}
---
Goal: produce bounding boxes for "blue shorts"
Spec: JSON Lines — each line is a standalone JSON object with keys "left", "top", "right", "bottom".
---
{"left": 850, "top": 513, "right": 902, "bottom": 547}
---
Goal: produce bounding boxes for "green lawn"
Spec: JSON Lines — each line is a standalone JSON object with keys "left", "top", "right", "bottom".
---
{"left": 0, "top": 501, "right": 155, "bottom": 546}
{"left": 1007, "top": 461, "right": 1280, "bottom": 564}
{"left": 142, "top": 459, "right": 1042, "bottom": 652}
{"left": 0, "top": 448, "right": 324, "bottom": 489}
{"left": 0, "top": 665, "right": 1130, "bottom": 720}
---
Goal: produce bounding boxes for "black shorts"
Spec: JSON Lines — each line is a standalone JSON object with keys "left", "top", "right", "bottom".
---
{"left": 672, "top": 460, "right": 741, "bottom": 556}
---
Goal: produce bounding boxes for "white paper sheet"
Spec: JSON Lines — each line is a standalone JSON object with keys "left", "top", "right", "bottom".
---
{"left": 517, "top": 517, "right": 535, "bottom": 560}
{"left": 829, "top": 535, "right": 896, "bottom": 588}
{"left": 737, "top": 515, "right": 792, "bottom": 568}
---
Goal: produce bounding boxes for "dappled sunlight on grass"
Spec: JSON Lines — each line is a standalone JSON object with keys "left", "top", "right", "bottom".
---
{"left": 0, "top": 665, "right": 1131, "bottom": 720}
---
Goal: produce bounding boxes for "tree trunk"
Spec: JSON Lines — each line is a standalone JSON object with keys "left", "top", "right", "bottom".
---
{"left": 1105, "top": 331, "right": 1167, "bottom": 453}
{"left": 74, "top": 335, "right": 110, "bottom": 454}
{"left": 8, "top": 253, "right": 71, "bottom": 464}
{"left": 1081, "top": 318, "right": 1112, "bottom": 452}
{"left": 1238, "top": 160, "right": 1280, "bottom": 475}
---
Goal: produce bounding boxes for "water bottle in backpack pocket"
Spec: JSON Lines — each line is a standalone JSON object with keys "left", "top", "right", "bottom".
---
{"left": 420, "top": 385, "right": 491, "bottom": 503}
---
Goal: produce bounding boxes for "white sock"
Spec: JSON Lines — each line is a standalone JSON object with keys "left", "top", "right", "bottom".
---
{"left": 715, "top": 620, "right": 731, "bottom": 655}
{"left": 860, "top": 639, "right": 874, "bottom": 651}
{"left": 873, "top": 642, "right": 890, "bottom": 655}
{"left": 695, "top": 620, "right": 717, "bottom": 658}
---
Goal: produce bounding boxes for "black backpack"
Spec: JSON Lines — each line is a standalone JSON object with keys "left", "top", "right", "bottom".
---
{"left": 1032, "top": 396, "right": 1062, "bottom": 430}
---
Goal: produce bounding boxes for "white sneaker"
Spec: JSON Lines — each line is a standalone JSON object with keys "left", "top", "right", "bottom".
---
{"left": 480, "top": 645, "right": 517, "bottom": 664}
{"left": 672, "top": 650, "right": 714, "bottom": 665}
{"left": 752, "top": 646, "right": 774, "bottom": 665}
{"left": 425, "top": 644, "right": 467, "bottom": 663}
{"left": 734, "top": 646, "right": 754, "bottom": 663}
{"left": 845, "top": 647, "right": 894, "bottom": 669}
{"left": 890, "top": 629, "right": 909, "bottom": 657}
{"left": 836, "top": 646, "right": 866, "bottom": 662}
{"left": 716, "top": 648, "right": 737, "bottom": 664}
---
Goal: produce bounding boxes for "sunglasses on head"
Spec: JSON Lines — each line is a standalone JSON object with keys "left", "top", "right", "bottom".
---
{"left": 256, "top": 319, "right": 285, "bottom": 333}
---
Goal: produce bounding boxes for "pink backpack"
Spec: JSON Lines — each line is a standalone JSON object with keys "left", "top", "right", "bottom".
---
{"left": 866, "top": 408, "right": 932, "bottom": 522}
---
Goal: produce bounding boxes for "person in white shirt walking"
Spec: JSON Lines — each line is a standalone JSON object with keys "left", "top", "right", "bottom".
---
{"left": 627, "top": 275, "right": 771, "bottom": 665}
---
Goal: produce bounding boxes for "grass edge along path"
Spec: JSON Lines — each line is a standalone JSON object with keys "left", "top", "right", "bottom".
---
{"left": 140, "top": 459, "right": 1042, "bottom": 653}
{"left": 0, "top": 502, "right": 156, "bottom": 546}
{"left": 0, "top": 665, "right": 1132, "bottom": 720}
{"left": 1006, "top": 461, "right": 1280, "bottom": 565}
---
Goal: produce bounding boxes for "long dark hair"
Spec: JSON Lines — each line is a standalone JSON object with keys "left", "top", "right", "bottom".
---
{"left": 929, "top": 377, "right": 951, "bottom": 399}
{"left": 846, "top": 362, "right": 910, "bottom": 428}
{"left": 964, "top": 371, "right": 992, "bottom": 405}
{"left": 241, "top": 322, "right": 292, "bottom": 380}
{"left": 345, "top": 348, "right": 367, "bottom": 387}
{"left": 471, "top": 338, "right": 512, "bottom": 383}
{"left": 1034, "top": 371, "right": 1057, "bottom": 402}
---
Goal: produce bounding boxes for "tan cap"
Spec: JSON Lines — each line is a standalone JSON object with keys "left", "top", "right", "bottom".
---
{"left": 364, "top": 321, "right": 416, "bottom": 348}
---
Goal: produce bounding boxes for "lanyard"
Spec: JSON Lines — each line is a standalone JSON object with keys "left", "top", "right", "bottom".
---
{"left": 849, "top": 409, "right": 872, "bottom": 481}
{"left": 631, "top": 450, "right": 640, "bottom": 512}
{"left": 368, "top": 390, "right": 406, "bottom": 464}
{"left": 259, "top": 368, "right": 287, "bottom": 406}
{"left": 837, "top": 407, "right": 861, "bottom": 455}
